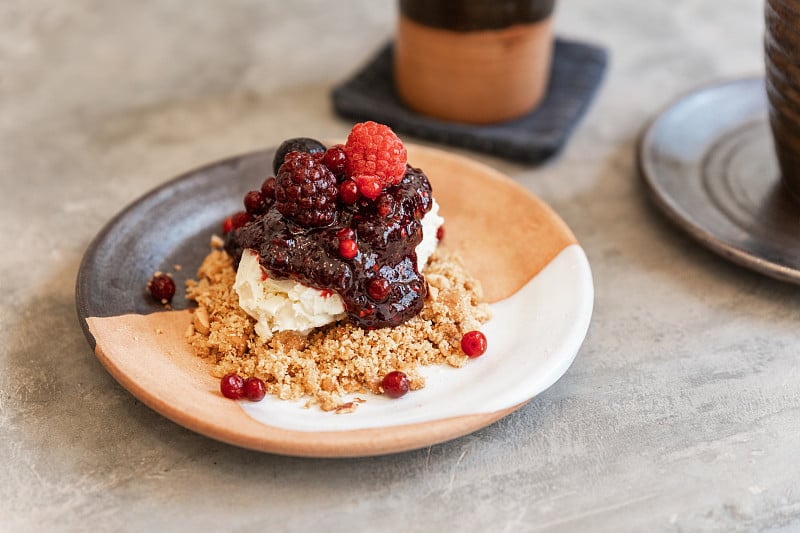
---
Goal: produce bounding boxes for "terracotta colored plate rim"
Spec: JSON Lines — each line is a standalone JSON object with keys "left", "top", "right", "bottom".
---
{"left": 76, "top": 144, "right": 593, "bottom": 457}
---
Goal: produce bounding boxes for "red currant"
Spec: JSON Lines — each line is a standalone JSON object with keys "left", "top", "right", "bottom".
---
{"left": 367, "top": 278, "right": 391, "bottom": 302}
{"left": 220, "top": 373, "right": 245, "bottom": 399}
{"left": 337, "top": 227, "right": 355, "bottom": 242}
{"left": 322, "top": 144, "right": 347, "bottom": 178}
{"left": 244, "top": 190, "right": 266, "bottom": 215}
{"left": 461, "top": 331, "right": 488, "bottom": 358}
{"left": 243, "top": 376, "right": 266, "bottom": 401}
{"left": 339, "top": 179, "right": 360, "bottom": 204}
{"left": 261, "top": 176, "right": 277, "bottom": 199}
{"left": 339, "top": 238, "right": 358, "bottom": 259}
{"left": 382, "top": 371, "right": 410, "bottom": 398}
{"left": 147, "top": 273, "right": 176, "bottom": 303}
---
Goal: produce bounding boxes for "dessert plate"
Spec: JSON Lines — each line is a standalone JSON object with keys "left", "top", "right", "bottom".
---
{"left": 639, "top": 76, "right": 800, "bottom": 284}
{"left": 76, "top": 144, "right": 593, "bottom": 457}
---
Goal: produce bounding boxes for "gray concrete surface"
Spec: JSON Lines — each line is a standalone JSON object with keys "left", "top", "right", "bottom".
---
{"left": 2, "top": 1, "right": 799, "bottom": 531}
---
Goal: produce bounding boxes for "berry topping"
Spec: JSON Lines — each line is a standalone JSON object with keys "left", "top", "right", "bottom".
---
{"left": 437, "top": 226, "right": 445, "bottom": 241}
{"left": 272, "top": 137, "right": 326, "bottom": 174}
{"left": 322, "top": 144, "right": 347, "bottom": 179}
{"left": 222, "top": 216, "right": 234, "bottom": 234}
{"left": 225, "top": 137, "right": 434, "bottom": 330}
{"left": 337, "top": 227, "right": 355, "bottom": 242}
{"left": 261, "top": 176, "right": 277, "bottom": 200}
{"left": 220, "top": 373, "right": 245, "bottom": 399}
{"left": 243, "top": 376, "right": 267, "bottom": 401}
{"left": 461, "top": 330, "right": 487, "bottom": 358}
{"left": 244, "top": 190, "right": 267, "bottom": 215}
{"left": 147, "top": 273, "right": 176, "bottom": 304}
{"left": 354, "top": 175, "right": 383, "bottom": 200}
{"left": 338, "top": 179, "right": 360, "bottom": 204}
{"left": 367, "top": 277, "right": 391, "bottom": 302}
{"left": 382, "top": 371, "right": 410, "bottom": 398}
{"left": 275, "top": 152, "right": 339, "bottom": 227}
{"left": 345, "top": 122, "right": 407, "bottom": 189}
{"left": 376, "top": 194, "right": 395, "bottom": 217}
{"left": 339, "top": 238, "right": 358, "bottom": 259}
{"left": 223, "top": 211, "right": 252, "bottom": 234}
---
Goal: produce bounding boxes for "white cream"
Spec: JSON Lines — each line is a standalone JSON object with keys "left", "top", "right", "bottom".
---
{"left": 416, "top": 198, "right": 444, "bottom": 270}
{"left": 234, "top": 200, "right": 444, "bottom": 339}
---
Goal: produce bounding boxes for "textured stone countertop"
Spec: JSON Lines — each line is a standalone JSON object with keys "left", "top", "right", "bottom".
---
{"left": 2, "top": 1, "right": 799, "bottom": 531}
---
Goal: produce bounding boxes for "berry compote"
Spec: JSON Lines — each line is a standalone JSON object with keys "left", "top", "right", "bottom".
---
{"left": 225, "top": 165, "right": 433, "bottom": 329}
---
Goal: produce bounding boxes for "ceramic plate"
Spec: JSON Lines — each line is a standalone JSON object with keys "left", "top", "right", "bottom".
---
{"left": 76, "top": 144, "right": 593, "bottom": 457}
{"left": 639, "top": 76, "right": 800, "bottom": 284}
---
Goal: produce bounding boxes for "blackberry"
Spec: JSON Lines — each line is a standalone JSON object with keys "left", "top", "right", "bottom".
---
{"left": 272, "top": 137, "right": 326, "bottom": 174}
{"left": 275, "top": 152, "right": 338, "bottom": 227}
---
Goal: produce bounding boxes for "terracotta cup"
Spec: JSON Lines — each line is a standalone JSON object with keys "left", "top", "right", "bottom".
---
{"left": 765, "top": 0, "right": 800, "bottom": 203}
{"left": 394, "top": 0, "right": 556, "bottom": 125}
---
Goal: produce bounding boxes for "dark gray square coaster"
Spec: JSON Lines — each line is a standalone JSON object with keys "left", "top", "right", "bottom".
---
{"left": 332, "top": 38, "right": 608, "bottom": 164}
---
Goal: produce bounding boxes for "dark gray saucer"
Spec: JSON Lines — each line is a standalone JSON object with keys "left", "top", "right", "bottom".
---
{"left": 639, "top": 76, "right": 800, "bottom": 285}
{"left": 76, "top": 150, "right": 274, "bottom": 348}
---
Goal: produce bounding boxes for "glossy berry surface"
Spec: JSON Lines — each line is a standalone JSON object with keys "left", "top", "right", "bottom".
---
{"left": 367, "top": 278, "right": 391, "bottom": 302}
{"left": 376, "top": 194, "right": 394, "bottom": 217}
{"left": 337, "top": 227, "right": 355, "bottom": 242}
{"left": 225, "top": 121, "right": 432, "bottom": 330}
{"left": 147, "top": 273, "right": 175, "bottom": 303}
{"left": 338, "top": 179, "right": 360, "bottom": 204}
{"left": 382, "top": 371, "right": 410, "bottom": 398}
{"left": 220, "top": 373, "right": 245, "bottom": 399}
{"left": 261, "top": 176, "right": 276, "bottom": 200}
{"left": 224, "top": 210, "right": 253, "bottom": 234}
{"left": 354, "top": 175, "right": 383, "bottom": 200}
{"left": 339, "top": 238, "right": 358, "bottom": 259}
{"left": 274, "top": 152, "right": 339, "bottom": 227}
{"left": 322, "top": 144, "right": 347, "bottom": 179}
{"left": 244, "top": 190, "right": 267, "bottom": 215}
{"left": 243, "top": 377, "right": 266, "bottom": 401}
{"left": 345, "top": 121, "right": 407, "bottom": 189}
{"left": 461, "top": 330, "right": 488, "bottom": 358}
{"left": 272, "top": 137, "right": 326, "bottom": 174}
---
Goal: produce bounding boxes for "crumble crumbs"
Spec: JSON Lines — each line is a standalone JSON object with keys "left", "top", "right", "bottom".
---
{"left": 185, "top": 248, "right": 491, "bottom": 412}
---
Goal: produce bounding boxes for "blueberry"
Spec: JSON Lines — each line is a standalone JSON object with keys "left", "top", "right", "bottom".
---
{"left": 272, "top": 137, "right": 326, "bottom": 174}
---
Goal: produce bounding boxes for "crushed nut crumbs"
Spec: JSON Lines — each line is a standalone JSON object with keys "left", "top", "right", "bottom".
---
{"left": 185, "top": 247, "right": 491, "bottom": 411}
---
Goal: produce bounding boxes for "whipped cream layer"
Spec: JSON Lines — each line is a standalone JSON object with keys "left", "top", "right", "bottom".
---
{"left": 235, "top": 200, "right": 444, "bottom": 339}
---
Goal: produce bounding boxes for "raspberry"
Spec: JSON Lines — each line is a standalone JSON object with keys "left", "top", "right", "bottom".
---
{"left": 274, "top": 152, "right": 338, "bottom": 227}
{"left": 354, "top": 175, "right": 383, "bottom": 200}
{"left": 344, "top": 121, "right": 407, "bottom": 190}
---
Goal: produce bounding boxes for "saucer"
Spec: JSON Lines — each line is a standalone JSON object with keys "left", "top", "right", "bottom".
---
{"left": 638, "top": 76, "right": 800, "bottom": 284}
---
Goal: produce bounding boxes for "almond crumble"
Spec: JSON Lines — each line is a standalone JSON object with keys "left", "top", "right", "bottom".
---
{"left": 185, "top": 245, "right": 490, "bottom": 411}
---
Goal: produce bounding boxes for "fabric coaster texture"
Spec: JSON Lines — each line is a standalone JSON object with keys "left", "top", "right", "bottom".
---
{"left": 331, "top": 38, "right": 608, "bottom": 164}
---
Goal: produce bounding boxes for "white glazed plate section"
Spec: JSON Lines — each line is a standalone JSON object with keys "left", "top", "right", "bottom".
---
{"left": 240, "top": 244, "right": 593, "bottom": 431}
